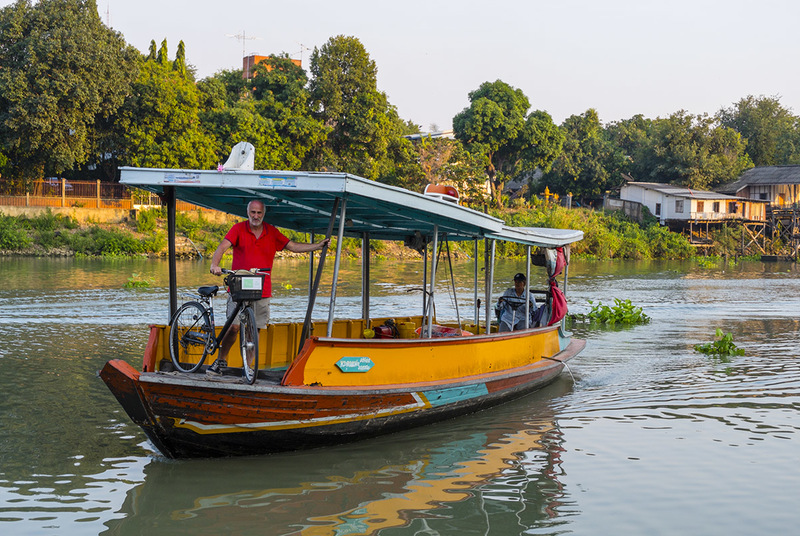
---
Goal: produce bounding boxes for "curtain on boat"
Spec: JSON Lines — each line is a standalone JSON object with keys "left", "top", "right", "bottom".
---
{"left": 546, "top": 247, "right": 568, "bottom": 326}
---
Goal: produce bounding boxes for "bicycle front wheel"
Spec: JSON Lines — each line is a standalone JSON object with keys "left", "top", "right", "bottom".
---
{"left": 239, "top": 305, "right": 259, "bottom": 384}
{"left": 169, "top": 301, "right": 212, "bottom": 373}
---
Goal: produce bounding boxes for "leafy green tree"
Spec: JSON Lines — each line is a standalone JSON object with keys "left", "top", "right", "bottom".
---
{"left": 199, "top": 69, "right": 249, "bottom": 108}
{"left": 308, "top": 35, "right": 418, "bottom": 182}
{"left": 0, "top": 0, "right": 139, "bottom": 185}
{"left": 415, "top": 137, "right": 489, "bottom": 206}
{"left": 250, "top": 55, "right": 327, "bottom": 167}
{"left": 626, "top": 111, "right": 752, "bottom": 190}
{"left": 156, "top": 39, "right": 169, "bottom": 66}
{"left": 544, "top": 109, "right": 628, "bottom": 202}
{"left": 118, "top": 51, "right": 216, "bottom": 169}
{"left": 201, "top": 54, "right": 328, "bottom": 170}
{"left": 202, "top": 99, "right": 284, "bottom": 168}
{"left": 717, "top": 95, "right": 800, "bottom": 165}
{"left": 173, "top": 40, "right": 187, "bottom": 79}
{"left": 453, "top": 80, "right": 563, "bottom": 207}
{"left": 605, "top": 114, "right": 651, "bottom": 163}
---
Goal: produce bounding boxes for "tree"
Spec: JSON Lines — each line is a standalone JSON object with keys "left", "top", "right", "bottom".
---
{"left": 717, "top": 95, "right": 800, "bottom": 166}
{"left": 202, "top": 99, "right": 285, "bottom": 169}
{"left": 544, "top": 109, "right": 628, "bottom": 202}
{"left": 200, "top": 69, "right": 249, "bottom": 108}
{"left": 308, "top": 35, "right": 418, "bottom": 182}
{"left": 173, "top": 40, "right": 187, "bottom": 79}
{"left": 200, "top": 54, "right": 328, "bottom": 170}
{"left": 415, "top": 137, "right": 489, "bottom": 206}
{"left": 156, "top": 39, "right": 169, "bottom": 66}
{"left": 453, "top": 80, "right": 563, "bottom": 207}
{"left": 0, "top": 0, "right": 139, "bottom": 184}
{"left": 251, "top": 55, "right": 328, "bottom": 168}
{"left": 620, "top": 111, "right": 752, "bottom": 190}
{"left": 118, "top": 51, "right": 216, "bottom": 169}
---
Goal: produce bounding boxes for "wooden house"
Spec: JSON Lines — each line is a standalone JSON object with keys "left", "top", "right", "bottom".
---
{"left": 620, "top": 182, "right": 766, "bottom": 225}
{"left": 716, "top": 165, "right": 800, "bottom": 206}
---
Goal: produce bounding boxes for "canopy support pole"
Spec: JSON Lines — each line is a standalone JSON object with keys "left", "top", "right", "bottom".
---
{"left": 298, "top": 198, "right": 339, "bottom": 354}
{"left": 422, "top": 241, "right": 428, "bottom": 319}
{"left": 444, "top": 237, "right": 461, "bottom": 330}
{"left": 327, "top": 198, "right": 348, "bottom": 337}
{"left": 473, "top": 237, "right": 479, "bottom": 328}
{"left": 308, "top": 232, "right": 315, "bottom": 300}
{"left": 361, "top": 232, "right": 370, "bottom": 325}
{"left": 484, "top": 239, "right": 495, "bottom": 334}
{"left": 425, "top": 225, "right": 439, "bottom": 338}
{"left": 164, "top": 186, "right": 177, "bottom": 321}
{"left": 525, "top": 245, "right": 531, "bottom": 329}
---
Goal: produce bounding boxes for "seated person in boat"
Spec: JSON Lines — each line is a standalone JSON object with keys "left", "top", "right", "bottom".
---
{"left": 207, "top": 199, "right": 329, "bottom": 375}
{"left": 496, "top": 273, "right": 538, "bottom": 332}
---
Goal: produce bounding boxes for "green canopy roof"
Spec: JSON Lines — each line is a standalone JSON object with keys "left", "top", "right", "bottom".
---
{"left": 121, "top": 167, "right": 583, "bottom": 247}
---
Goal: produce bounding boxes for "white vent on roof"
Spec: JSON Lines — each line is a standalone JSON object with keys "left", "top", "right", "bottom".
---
{"left": 222, "top": 142, "right": 255, "bottom": 170}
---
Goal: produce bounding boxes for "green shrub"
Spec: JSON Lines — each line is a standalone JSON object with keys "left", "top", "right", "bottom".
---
{"left": 141, "top": 231, "right": 167, "bottom": 253}
{"left": 16, "top": 210, "right": 78, "bottom": 232}
{"left": 34, "top": 229, "right": 70, "bottom": 250}
{"left": 136, "top": 207, "right": 162, "bottom": 234}
{"left": 66, "top": 227, "right": 144, "bottom": 256}
{"left": 0, "top": 214, "right": 32, "bottom": 249}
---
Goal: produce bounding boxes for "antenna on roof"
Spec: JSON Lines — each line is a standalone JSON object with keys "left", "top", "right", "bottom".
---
{"left": 296, "top": 43, "right": 311, "bottom": 66}
{"left": 226, "top": 31, "right": 262, "bottom": 58}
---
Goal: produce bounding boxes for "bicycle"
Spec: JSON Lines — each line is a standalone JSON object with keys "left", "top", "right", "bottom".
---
{"left": 168, "top": 269, "right": 262, "bottom": 384}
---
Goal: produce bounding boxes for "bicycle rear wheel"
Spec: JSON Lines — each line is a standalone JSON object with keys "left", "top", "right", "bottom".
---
{"left": 169, "top": 301, "right": 212, "bottom": 373}
{"left": 239, "top": 305, "right": 259, "bottom": 384}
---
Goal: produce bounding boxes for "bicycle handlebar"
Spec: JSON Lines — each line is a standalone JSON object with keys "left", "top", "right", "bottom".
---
{"left": 214, "top": 268, "right": 262, "bottom": 275}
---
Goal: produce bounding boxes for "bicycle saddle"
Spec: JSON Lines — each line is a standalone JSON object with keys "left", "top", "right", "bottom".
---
{"left": 197, "top": 285, "right": 219, "bottom": 297}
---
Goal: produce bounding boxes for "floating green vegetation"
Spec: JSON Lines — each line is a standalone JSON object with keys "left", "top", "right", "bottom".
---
{"left": 696, "top": 256, "right": 719, "bottom": 269}
{"left": 574, "top": 298, "right": 650, "bottom": 325}
{"left": 124, "top": 273, "right": 155, "bottom": 288}
{"left": 694, "top": 328, "right": 745, "bottom": 357}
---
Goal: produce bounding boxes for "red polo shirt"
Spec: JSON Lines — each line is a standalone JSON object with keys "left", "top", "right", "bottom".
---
{"left": 225, "top": 221, "right": 290, "bottom": 297}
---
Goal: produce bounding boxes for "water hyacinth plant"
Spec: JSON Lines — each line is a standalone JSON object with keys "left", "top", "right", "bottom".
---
{"left": 574, "top": 298, "right": 650, "bottom": 325}
{"left": 694, "top": 328, "right": 745, "bottom": 357}
{"left": 124, "top": 273, "right": 155, "bottom": 288}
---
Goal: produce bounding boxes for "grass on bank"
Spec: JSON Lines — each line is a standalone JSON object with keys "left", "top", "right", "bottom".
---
{"left": 2, "top": 205, "right": 707, "bottom": 260}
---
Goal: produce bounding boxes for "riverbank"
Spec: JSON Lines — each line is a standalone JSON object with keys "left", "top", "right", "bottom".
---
{"left": 1, "top": 205, "right": 702, "bottom": 260}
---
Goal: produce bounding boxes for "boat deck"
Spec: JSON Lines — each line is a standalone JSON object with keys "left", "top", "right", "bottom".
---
{"left": 147, "top": 366, "right": 286, "bottom": 385}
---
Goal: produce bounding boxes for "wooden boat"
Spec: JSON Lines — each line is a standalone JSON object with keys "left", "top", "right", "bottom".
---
{"left": 100, "top": 164, "right": 584, "bottom": 458}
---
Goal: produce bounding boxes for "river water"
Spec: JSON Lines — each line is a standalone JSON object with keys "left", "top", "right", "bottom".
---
{"left": 0, "top": 256, "right": 798, "bottom": 536}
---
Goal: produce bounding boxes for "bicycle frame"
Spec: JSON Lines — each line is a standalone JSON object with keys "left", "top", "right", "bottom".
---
{"left": 204, "top": 299, "right": 252, "bottom": 356}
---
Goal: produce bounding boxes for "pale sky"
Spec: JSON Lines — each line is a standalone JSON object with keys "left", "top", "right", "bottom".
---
{"left": 7, "top": 0, "right": 800, "bottom": 131}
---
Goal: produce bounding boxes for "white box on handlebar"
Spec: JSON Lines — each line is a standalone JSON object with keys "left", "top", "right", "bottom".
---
{"left": 226, "top": 273, "right": 264, "bottom": 301}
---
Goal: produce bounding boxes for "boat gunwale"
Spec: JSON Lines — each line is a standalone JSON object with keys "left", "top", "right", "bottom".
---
{"left": 133, "top": 338, "right": 585, "bottom": 395}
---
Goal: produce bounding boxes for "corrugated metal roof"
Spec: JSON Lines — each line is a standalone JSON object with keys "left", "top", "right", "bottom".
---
{"left": 120, "top": 167, "right": 583, "bottom": 247}
{"left": 717, "top": 165, "right": 800, "bottom": 194}
{"left": 624, "top": 182, "right": 744, "bottom": 200}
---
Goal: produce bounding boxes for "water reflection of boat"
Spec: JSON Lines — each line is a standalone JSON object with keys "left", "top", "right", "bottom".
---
{"left": 102, "top": 388, "right": 571, "bottom": 536}
{"left": 100, "top": 160, "right": 584, "bottom": 458}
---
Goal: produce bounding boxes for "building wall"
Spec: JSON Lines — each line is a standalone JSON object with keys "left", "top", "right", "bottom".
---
{"left": 621, "top": 184, "right": 764, "bottom": 223}
{"left": 770, "top": 184, "right": 800, "bottom": 205}
{"left": 242, "top": 55, "right": 302, "bottom": 79}
{"left": 735, "top": 183, "right": 799, "bottom": 205}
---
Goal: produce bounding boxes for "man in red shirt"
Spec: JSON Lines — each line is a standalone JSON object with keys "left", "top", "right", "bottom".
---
{"left": 208, "top": 199, "right": 329, "bottom": 374}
